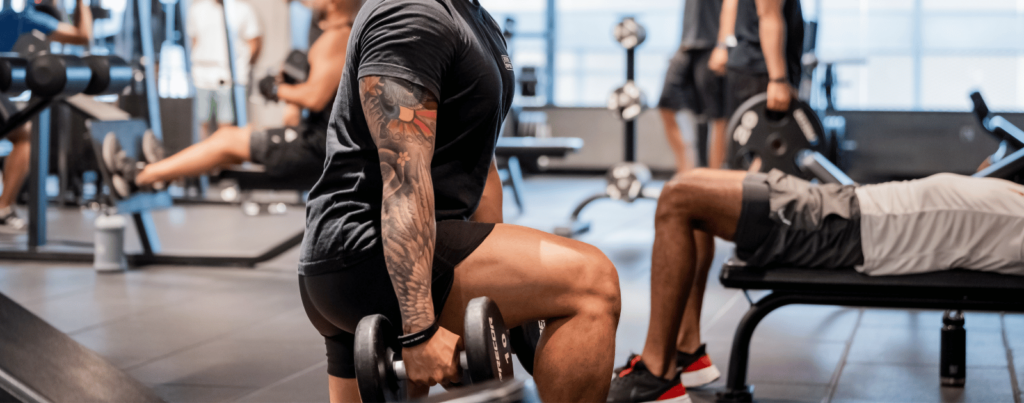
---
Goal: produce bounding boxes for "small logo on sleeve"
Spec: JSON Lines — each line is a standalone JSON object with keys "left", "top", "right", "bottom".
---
{"left": 501, "top": 55, "right": 513, "bottom": 70}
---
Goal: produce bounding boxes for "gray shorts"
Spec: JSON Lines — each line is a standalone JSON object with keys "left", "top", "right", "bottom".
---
{"left": 195, "top": 87, "right": 235, "bottom": 125}
{"left": 734, "top": 170, "right": 864, "bottom": 269}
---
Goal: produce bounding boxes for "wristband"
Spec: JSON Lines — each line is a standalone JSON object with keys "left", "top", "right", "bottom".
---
{"left": 398, "top": 321, "right": 439, "bottom": 348}
{"left": 769, "top": 77, "right": 788, "bottom": 84}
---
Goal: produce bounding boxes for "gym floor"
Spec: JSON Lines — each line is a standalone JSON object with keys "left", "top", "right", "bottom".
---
{"left": 2, "top": 176, "right": 1022, "bottom": 403}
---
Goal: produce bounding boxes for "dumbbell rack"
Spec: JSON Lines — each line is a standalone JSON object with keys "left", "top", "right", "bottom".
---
{"left": 555, "top": 17, "right": 659, "bottom": 238}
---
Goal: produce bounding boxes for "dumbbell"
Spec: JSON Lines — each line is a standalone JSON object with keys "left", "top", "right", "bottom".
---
{"left": 355, "top": 296, "right": 516, "bottom": 402}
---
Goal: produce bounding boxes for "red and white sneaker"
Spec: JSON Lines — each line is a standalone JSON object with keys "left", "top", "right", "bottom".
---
{"left": 608, "top": 354, "right": 692, "bottom": 402}
{"left": 677, "top": 344, "right": 721, "bottom": 388}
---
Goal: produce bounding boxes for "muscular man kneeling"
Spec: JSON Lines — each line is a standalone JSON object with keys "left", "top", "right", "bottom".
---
{"left": 608, "top": 167, "right": 1024, "bottom": 402}
{"left": 101, "top": 0, "right": 359, "bottom": 197}
{"left": 298, "top": 1, "right": 621, "bottom": 402}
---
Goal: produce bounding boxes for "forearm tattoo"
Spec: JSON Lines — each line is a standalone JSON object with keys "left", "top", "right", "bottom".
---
{"left": 360, "top": 76, "right": 440, "bottom": 334}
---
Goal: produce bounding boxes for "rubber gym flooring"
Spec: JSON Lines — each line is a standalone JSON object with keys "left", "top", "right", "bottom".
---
{"left": 1, "top": 176, "right": 1022, "bottom": 402}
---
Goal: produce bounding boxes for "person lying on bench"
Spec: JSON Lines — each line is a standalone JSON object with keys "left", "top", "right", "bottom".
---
{"left": 608, "top": 168, "right": 1024, "bottom": 402}
{"left": 100, "top": 0, "right": 359, "bottom": 198}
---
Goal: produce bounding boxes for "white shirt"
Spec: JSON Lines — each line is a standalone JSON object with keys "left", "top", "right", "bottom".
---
{"left": 187, "top": 0, "right": 261, "bottom": 89}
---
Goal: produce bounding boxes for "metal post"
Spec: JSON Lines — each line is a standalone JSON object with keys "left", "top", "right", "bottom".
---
{"left": 544, "top": 0, "right": 555, "bottom": 105}
{"left": 28, "top": 108, "right": 50, "bottom": 249}
{"left": 221, "top": 0, "right": 248, "bottom": 125}
{"left": 137, "top": 0, "right": 164, "bottom": 139}
{"left": 625, "top": 47, "right": 636, "bottom": 162}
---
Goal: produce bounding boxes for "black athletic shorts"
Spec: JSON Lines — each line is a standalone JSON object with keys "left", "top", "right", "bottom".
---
{"left": 724, "top": 68, "right": 770, "bottom": 119}
{"left": 249, "top": 127, "right": 325, "bottom": 179}
{"left": 299, "top": 219, "right": 495, "bottom": 378}
{"left": 658, "top": 47, "right": 725, "bottom": 119}
{"left": 733, "top": 170, "right": 864, "bottom": 269}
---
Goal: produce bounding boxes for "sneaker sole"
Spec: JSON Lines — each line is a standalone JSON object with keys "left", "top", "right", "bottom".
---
{"left": 681, "top": 365, "right": 721, "bottom": 388}
{"left": 111, "top": 175, "right": 131, "bottom": 198}
{"left": 142, "top": 130, "right": 164, "bottom": 164}
{"left": 102, "top": 134, "right": 120, "bottom": 174}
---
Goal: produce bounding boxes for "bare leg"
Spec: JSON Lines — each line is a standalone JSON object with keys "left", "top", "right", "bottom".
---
{"left": 436, "top": 224, "right": 621, "bottom": 402}
{"left": 327, "top": 376, "right": 360, "bottom": 403}
{"left": 676, "top": 230, "right": 713, "bottom": 355}
{"left": 0, "top": 123, "right": 31, "bottom": 209}
{"left": 640, "top": 169, "right": 746, "bottom": 379}
{"left": 660, "top": 108, "right": 693, "bottom": 173}
{"left": 708, "top": 118, "right": 728, "bottom": 169}
{"left": 135, "top": 126, "right": 252, "bottom": 186}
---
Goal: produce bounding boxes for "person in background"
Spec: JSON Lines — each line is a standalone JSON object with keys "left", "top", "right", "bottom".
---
{"left": 187, "top": 0, "right": 262, "bottom": 138}
{"left": 658, "top": 0, "right": 728, "bottom": 173}
{"left": 0, "top": 0, "right": 91, "bottom": 233}
{"left": 101, "top": 0, "right": 357, "bottom": 198}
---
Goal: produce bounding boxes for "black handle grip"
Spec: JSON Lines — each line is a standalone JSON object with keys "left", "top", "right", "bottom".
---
{"left": 970, "top": 91, "right": 989, "bottom": 123}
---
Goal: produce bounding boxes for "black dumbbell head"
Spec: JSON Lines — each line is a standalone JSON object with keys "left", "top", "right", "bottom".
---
{"left": 354, "top": 314, "right": 406, "bottom": 402}
{"left": 463, "top": 297, "right": 515, "bottom": 384}
{"left": 0, "top": 57, "right": 29, "bottom": 94}
{"left": 26, "top": 54, "right": 91, "bottom": 97}
{"left": 83, "top": 55, "right": 132, "bottom": 95}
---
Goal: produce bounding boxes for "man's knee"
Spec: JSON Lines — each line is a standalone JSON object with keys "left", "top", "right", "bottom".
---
{"left": 657, "top": 168, "right": 717, "bottom": 219}
{"left": 571, "top": 245, "right": 621, "bottom": 320}
{"left": 8, "top": 123, "right": 30, "bottom": 144}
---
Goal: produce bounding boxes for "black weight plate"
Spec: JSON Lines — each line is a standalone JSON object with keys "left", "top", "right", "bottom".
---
{"left": 464, "top": 297, "right": 515, "bottom": 384}
{"left": 726, "top": 92, "right": 825, "bottom": 179}
{"left": 508, "top": 320, "right": 545, "bottom": 375}
{"left": 355, "top": 315, "right": 405, "bottom": 402}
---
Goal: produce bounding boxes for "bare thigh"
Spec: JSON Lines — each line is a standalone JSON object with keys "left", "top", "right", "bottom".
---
{"left": 436, "top": 223, "right": 619, "bottom": 335}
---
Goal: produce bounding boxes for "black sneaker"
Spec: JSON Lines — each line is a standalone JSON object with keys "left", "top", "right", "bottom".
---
{"left": 678, "top": 345, "right": 721, "bottom": 388}
{"left": 102, "top": 133, "right": 142, "bottom": 198}
{"left": 608, "top": 354, "right": 691, "bottom": 403}
{"left": 0, "top": 209, "right": 26, "bottom": 234}
{"left": 140, "top": 130, "right": 166, "bottom": 191}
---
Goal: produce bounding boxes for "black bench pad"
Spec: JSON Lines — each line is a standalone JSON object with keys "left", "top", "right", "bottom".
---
{"left": 220, "top": 165, "right": 318, "bottom": 191}
{"left": 495, "top": 137, "right": 583, "bottom": 157}
{"left": 720, "top": 263, "right": 1024, "bottom": 302}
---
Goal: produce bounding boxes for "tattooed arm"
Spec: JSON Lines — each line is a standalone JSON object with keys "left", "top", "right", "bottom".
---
{"left": 360, "top": 75, "right": 439, "bottom": 334}
{"left": 361, "top": 75, "right": 461, "bottom": 388}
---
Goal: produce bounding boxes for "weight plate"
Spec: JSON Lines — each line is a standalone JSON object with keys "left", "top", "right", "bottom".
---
{"left": 354, "top": 315, "right": 405, "bottom": 402}
{"left": 464, "top": 297, "right": 515, "bottom": 384}
{"left": 726, "top": 92, "right": 826, "bottom": 179}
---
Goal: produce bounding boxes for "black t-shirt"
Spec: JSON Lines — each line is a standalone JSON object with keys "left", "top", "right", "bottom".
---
{"left": 680, "top": 0, "right": 721, "bottom": 50}
{"left": 727, "top": 0, "right": 803, "bottom": 86}
{"left": 299, "top": 0, "right": 515, "bottom": 276}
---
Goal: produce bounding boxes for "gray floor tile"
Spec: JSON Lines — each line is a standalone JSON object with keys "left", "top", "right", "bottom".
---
{"left": 129, "top": 340, "right": 325, "bottom": 387}
{"left": 1005, "top": 314, "right": 1024, "bottom": 352}
{"left": 233, "top": 361, "right": 330, "bottom": 403}
{"left": 833, "top": 364, "right": 1016, "bottom": 402}
{"left": 847, "top": 326, "right": 1007, "bottom": 367}
{"left": 746, "top": 340, "right": 846, "bottom": 384}
{"left": 150, "top": 384, "right": 252, "bottom": 403}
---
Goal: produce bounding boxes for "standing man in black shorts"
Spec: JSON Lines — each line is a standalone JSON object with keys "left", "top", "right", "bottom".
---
{"left": 658, "top": 0, "right": 727, "bottom": 172}
{"left": 298, "top": 0, "right": 622, "bottom": 402}
{"left": 712, "top": 0, "right": 804, "bottom": 144}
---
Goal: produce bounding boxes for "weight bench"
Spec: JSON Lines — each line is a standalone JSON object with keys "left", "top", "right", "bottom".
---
{"left": 718, "top": 94, "right": 1024, "bottom": 402}
{"left": 494, "top": 136, "right": 583, "bottom": 211}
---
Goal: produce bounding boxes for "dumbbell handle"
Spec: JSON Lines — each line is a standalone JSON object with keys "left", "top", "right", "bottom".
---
{"left": 393, "top": 351, "right": 468, "bottom": 380}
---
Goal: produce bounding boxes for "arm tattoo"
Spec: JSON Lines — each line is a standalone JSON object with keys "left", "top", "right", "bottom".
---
{"left": 360, "top": 76, "right": 440, "bottom": 334}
